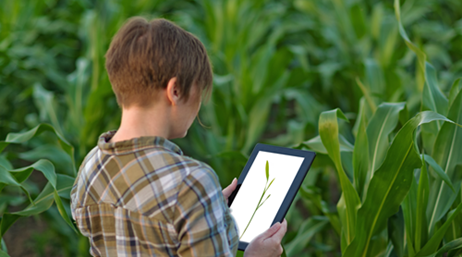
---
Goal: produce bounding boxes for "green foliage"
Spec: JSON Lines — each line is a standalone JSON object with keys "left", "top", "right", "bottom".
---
{"left": 1, "top": 0, "right": 462, "bottom": 256}
{"left": 294, "top": 1, "right": 462, "bottom": 255}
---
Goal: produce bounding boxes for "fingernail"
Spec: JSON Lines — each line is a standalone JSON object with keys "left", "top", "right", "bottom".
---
{"left": 233, "top": 178, "right": 237, "bottom": 183}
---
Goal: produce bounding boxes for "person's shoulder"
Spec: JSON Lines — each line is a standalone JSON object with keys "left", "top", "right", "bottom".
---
{"left": 71, "top": 145, "right": 100, "bottom": 210}
{"left": 177, "top": 156, "right": 221, "bottom": 191}
{"left": 79, "top": 146, "right": 99, "bottom": 170}
{"left": 150, "top": 147, "right": 215, "bottom": 178}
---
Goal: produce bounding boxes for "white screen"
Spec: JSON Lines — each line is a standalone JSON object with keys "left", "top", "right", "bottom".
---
{"left": 229, "top": 151, "right": 305, "bottom": 243}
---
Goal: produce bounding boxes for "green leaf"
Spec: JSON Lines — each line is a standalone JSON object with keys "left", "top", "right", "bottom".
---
{"left": 417, "top": 202, "right": 462, "bottom": 256}
{"left": 415, "top": 155, "right": 430, "bottom": 252}
{"left": 423, "top": 154, "right": 455, "bottom": 192}
{"left": 11, "top": 159, "right": 57, "bottom": 189}
{"left": 33, "top": 83, "right": 64, "bottom": 135}
{"left": 419, "top": 238, "right": 462, "bottom": 257}
{"left": 265, "top": 160, "right": 269, "bottom": 181}
{"left": 0, "top": 174, "right": 75, "bottom": 237}
{"left": 301, "top": 134, "right": 354, "bottom": 154}
{"left": 285, "top": 216, "right": 329, "bottom": 256}
{"left": 448, "top": 78, "right": 462, "bottom": 107}
{"left": 0, "top": 156, "right": 12, "bottom": 170}
{"left": 319, "top": 108, "right": 360, "bottom": 246}
{"left": 422, "top": 62, "right": 448, "bottom": 116}
{"left": 0, "top": 165, "right": 33, "bottom": 203}
{"left": 0, "top": 248, "right": 10, "bottom": 257}
{"left": 0, "top": 214, "right": 19, "bottom": 238}
{"left": 12, "top": 182, "right": 56, "bottom": 216}
{"left": 244, "top": 97, "right": 273, "bottom": 153}
{"left": 0, "top": 166, "right": 21, "bottom": 187}
{"left": 364, "top": 102, "right": 405, "bottom": 198}
{"left": 353, "top": 103, "right": 369, "bottom": 199}
{"left": 53, "top": 191, "right": 78, "bottom": 234}
{"left": 299, "top": 185, "right": 341, "bottom": 235}
{"left": 0, "top": 123, "right": 76, "bottom": 175}
{"left": 344, "top": 111, "right": 456, "bottom": 257}
{"left": 267, "top": 178, "right": 275, "bottom": 190}
{"left": 402, "top": 175, "right": 418, "bottom": 257}
{"left": 356, "top": 78, "right": 377, "bottom": 113}
{"left": 427, "top": 89, "right": 462, "bottom": 236}
{"left": 394, "top": 0, "right": 426, "bottom": 91}
{"left": 388, "top": 209, "right": 405, "bottom": 257}
{"left": 0, "top": 238, "right": 7, "bottom": 253}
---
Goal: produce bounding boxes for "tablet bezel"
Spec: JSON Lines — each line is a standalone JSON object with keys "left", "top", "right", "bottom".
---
{"left": 227, "top": 143, "right": 316, "bottom": 251}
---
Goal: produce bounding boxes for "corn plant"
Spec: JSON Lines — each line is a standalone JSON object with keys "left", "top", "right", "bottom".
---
{"left": 0, "top": 124, "right": 79, "bottom": 257}
{"left": 2, "top": 0, "right": 462, "bottom": 256}
{"left": 286, "top": 1, "right": 462, "bottom": 255}
{"left": 240, "top": 160, "right": 275, "bottom": 239}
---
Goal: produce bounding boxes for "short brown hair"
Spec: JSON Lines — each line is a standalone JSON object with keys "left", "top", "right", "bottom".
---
{"left": 105, "top": 17, "right": 213, "bottom": 107}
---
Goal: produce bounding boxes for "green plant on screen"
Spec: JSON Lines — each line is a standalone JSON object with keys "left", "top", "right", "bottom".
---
{"left": 240, "top": 160, "right": 275, "bottom": 239}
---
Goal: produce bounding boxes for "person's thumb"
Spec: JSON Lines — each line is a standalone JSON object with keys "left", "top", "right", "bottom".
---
{"left": 271, "top": 219, "right": 287, "bottom": 243}
{"left": 223, "top": 178, "right": 237, "bottom": 198}
{"left": 259, "top": 222, "right": 282, "bottom": 239}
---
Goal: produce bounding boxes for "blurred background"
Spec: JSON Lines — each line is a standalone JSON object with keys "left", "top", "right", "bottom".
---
{"left": 1, "top": 0, "right": 462, "bottom": 256}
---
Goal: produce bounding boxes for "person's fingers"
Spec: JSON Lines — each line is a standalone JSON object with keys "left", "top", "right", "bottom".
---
{"left": 259, "top": 221, "right": 282, "bottom": 239}
{"left": 222, "top": 178, "right": 237, "bottom": 199}
{"left": 271, "top": 219, "right": 287, "bottom": 243}
{"left": 278, "top": 245, "right": 283, "bottom": 255}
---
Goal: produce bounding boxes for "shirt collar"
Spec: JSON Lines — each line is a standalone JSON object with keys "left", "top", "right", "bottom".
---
{"left": 97, "top": 131, "right": 183, "bottom": 155}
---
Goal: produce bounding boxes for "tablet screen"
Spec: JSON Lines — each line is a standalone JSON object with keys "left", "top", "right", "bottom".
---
{"left": 229, "top": 150, "right": 305, "bottom": 243}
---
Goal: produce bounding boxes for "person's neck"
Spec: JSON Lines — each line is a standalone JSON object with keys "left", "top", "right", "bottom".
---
{"left": 110, "top": 104, "right": 172, "bottom": 143}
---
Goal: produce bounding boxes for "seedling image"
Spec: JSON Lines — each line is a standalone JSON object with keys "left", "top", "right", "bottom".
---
{"left": 240, "top": 160, "right": 275, "bottom": 239}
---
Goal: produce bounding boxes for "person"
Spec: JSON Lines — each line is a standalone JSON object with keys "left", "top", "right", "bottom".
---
{"left": 70, "top": 17, "right": 287, "bottom": 257}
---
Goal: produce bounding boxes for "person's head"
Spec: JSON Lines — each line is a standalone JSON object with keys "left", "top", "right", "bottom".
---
{"left": 105, "top": 17, "right": 212, "bottom": 109}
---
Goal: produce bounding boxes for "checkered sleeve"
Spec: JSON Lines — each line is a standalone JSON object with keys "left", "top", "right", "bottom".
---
{"left": 174, "top": 166, "right": 237, "bottom": 257}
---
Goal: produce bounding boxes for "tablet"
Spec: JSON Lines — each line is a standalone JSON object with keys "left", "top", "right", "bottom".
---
{"left": 227, "top": 143, "right": 316, "bottom": 251}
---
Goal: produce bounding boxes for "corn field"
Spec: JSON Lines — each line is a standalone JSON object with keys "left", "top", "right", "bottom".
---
{"left": 1, "top": 0, "right": 462, "bottom": 256}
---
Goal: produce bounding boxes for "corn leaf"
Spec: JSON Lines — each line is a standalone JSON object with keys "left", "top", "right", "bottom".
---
{"left": 319, "top": 108, "right": 360, "bottom": 246}
{"left": 10, "top": 159, "right": 57, "bottom": 190}
{"left": 0, "top": 165, "right": 32, "bottom": 204}
{"left": 417, "top": 201, "right": 462, "bottom": 256}
{"left": 388, "top": 209, "right": 405, "bottom": 257}
{"left": 356, "top": 78, "right": 377, "bottom": 113}
{"left": 0, "top": 248, "right": 10, "bottom": 257}
{"left": 420, "top": 238, "right": 462, "bottom": 257}
{"left": 423, "top": 154, "right": 455, "bottom": 192}
{"left": 364, "top": 102, "right": 405, "bottom": 198}
{"left": 0, "top": 214, "right": 19, "bottom": 238}
{"left": 299, "top": 186, "right": 341, "bottom": 235}
{"left": 415, "top": 155, "right": 430, "bottom": 252}
{"left": 402, "top": 175, "right": 418, "bottom": 256}
{"left": 285, "top": 216, "right": 329, "bottom": 256}
{"left": 1, "top": 174, "right": 75, "bottom": 237}
{"left": 448, "top": 78, "right": 462, "bottom": 107}
{"left": 53, "top": 191, "right": 78, "bottom": 234}
{"left": 427, "top": 89, "right": 462, "bottom": 236}
{"left": 422, "top": 63, "right": 448, "bottom": 116}
{"left": 0, "top": 124, "right": 75, "bottom": 175}
{"left": 344, "top": 111, "right": 455, "bottom": 257}
{"left": 394, "top": 0, "right": 426, "bottom": 91}
{"left": 353, "top": 105, "right": 369, "bottom": 199}
{"left": 301, "top": 134, "right": 354, "bottom": 155}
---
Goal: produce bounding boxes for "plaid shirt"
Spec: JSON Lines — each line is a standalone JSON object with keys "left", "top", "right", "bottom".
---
{"left": 71, "top": 131, "right": 239, "bottom": 257}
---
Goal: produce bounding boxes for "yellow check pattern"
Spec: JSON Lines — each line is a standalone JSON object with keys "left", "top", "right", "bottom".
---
{"left": 71, "top": 131, "right": 239, "bottom": 256}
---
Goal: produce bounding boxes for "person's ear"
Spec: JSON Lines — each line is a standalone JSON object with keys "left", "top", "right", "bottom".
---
{"left": 166, "top": 77, "right": 180, "bottom": 106}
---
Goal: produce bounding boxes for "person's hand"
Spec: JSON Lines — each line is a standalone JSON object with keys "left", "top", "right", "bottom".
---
{"left": 222, "top": 178, "right": 237, "bottom": 205}
{"left": 244, "top": 219, "right": 288, "bottom": 257}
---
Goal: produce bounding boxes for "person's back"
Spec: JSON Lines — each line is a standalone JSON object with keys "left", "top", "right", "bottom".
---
{"left": 71, "top": 133, "right": 238, "bottom": 256}
{"left": 70, "top": 17, "right": 286, "bottom": 257}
